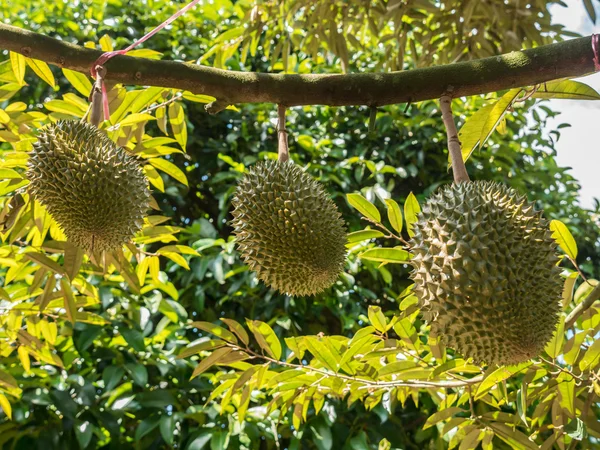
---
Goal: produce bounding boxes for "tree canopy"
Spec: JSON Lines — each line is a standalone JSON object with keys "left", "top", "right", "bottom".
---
{"left": 0, "top": 0, "right": 600, "bottom": 449}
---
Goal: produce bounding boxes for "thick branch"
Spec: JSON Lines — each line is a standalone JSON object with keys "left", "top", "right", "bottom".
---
{"left": 440, "top": 94, "right": 470, "bottom": 183}
{"left": 565, "top": 282, "right": 600, "bottom": 329}
{"left": 0, "top": 23, "right": 598, "bottom": 107}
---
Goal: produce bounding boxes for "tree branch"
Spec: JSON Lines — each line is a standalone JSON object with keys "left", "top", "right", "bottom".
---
{"left": 0, "top": 24, "right": 598, "bottom": 107}
{"left": 565, "top": 282, "right": 600, "bottom": 329}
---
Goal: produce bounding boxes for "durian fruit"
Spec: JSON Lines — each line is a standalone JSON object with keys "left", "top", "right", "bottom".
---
{"left": 409, "top": 181, "right": 561, "bottom": 366}
{"left": 27, "top": 121, "right": 150, "bottom": 254}
{"left": 231, "top": 160, "right": 347, "bottom": 296}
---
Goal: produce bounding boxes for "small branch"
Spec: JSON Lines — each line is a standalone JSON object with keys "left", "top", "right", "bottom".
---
{"left": 230, "top": 343, "right": 483, "bottom": 389}
{"left": 440, "top": 94, "right": 470, "bottom": 184}
{"left": 362, "top": 216, "right": 411, "bottom": 247}
{"left": 565, "top": 282, "right": 600, "bottom": 329}
{"left": 0, "top": 24, "right": 598, "bottom": 107}
{"left": 277, "top": 105, "right": 289, "bottom": 163}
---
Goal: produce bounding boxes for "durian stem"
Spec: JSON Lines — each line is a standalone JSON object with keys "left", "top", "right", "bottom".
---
{"left": 89, "top": 66, "right": 106, "bottom": 127}
{"left": 440, "top": 94, "right": 470, "bottom": 184}
{"left": 565, "top": 281, "right": 600, "bottom": 329}
{"left": 277, "top": 104, "right": 289, "bottom": 163}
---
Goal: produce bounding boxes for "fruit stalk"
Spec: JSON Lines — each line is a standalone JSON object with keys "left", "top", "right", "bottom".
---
{"left": 277, "top": 105, "right": 289, "bottom": 162}
{"left": 440, "top": 94, "right": 470, "bottom": 184}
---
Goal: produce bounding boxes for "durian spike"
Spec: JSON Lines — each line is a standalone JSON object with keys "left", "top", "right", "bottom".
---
{"left": 440, "top": 94, "right": 470, "bottom": 184}
{"left": 277, "top": 104, "right": 289, "bottom": 163}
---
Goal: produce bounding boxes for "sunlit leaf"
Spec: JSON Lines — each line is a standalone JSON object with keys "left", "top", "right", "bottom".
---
{"left": 62, "top": 68, "right": 92, "bottom": 97}
{"left": 148, "top": 158, "right": 188, "bottom": 186}
{"left": 404, "top": 192, "right": 421, "bottom": 238}
{"left": 347, "top": 193, "right": 381, "bottom": 222}
{"left": 550, "top": 220, "right": 578, "bottom": 260}
{"left": 191, "top": 347, "right": 233, "bottom": 379}
{"left": 25, "top": 57, "right": 55, "bottom": 87}
{"left": 190, "top": 321, "right": 238, "bottom": 344}
{"left": 360, "top": 248, "right": 410, "bottom": 263}
{"left": 0, "top": 393, "right": 11, "bottom": 420}
{"left": 10, "top": 52, "right": 26, "bottom": 86}
{"left": 384, "top": 198, "right": 403, "bottom": 234}
{"left": 247, "top": 320, "right": 282, "bottom": 360}
{"left": 533, "top": 80, "right": 600, "bottom": 100}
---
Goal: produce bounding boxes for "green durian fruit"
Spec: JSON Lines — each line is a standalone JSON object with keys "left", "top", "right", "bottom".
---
{"left": 231, "top": 160, "right": 347, "bottom": 296}
{"left": 409, "top": 181, "right": 562, "bottom": 366}
{"left": 27, "top": 120, "right": 150, "bottom": 253}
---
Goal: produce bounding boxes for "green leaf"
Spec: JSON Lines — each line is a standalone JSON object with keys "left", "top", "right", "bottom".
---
{"left": 75, "top": 421, "right": 93, "bottom": 449}
{"left": 347, "top": 193, "right": 381, "bottom": 222}
{"left": 347, "top": 230, "right": 384, "bottom": 244}
{"left": 25, "top": 251, "right": 65, "bottom": 275}
{"left": 478, "top": 89, "right": 521, "bottom": 151}
{"left": 384, "top": 198, "right": 403, "bottom": 234}
{"left": 118, "top": 113, "right": 155, "bottom": 127}
{"left": 134, "top": 415, "right": 160, "bottom": 441}
{"left": 247, "top": 320, "right": 282, "bottom": 360}
{"left": 533, "top": 80, "right": 600, "bottom": 100}
{"left": 574, "top": 279, "right": 598, "bottom": 304}
{"left": 475, "top": 362, "right": 532, "bottom": 399}
{"left": 63, "top": 243, "right": 84, "bottom": 281}
{"left": 423, "top": 407, "right": 464, "bottom": 429}
{"left": 550, "top": 220, "right": 578, "bottom": 260}
{"left": 191, "top": 321, "right": 238, "bottom": 344}
{"left": 125, "top": 362, "right": 148, "bottom": 387}
{"left": 303, "top": 336, "right": 339, "bottom": 372}
{"left": 25, "top": 57, "right": 55, "bottom": 87}
{"left": 0, "top": 393, "right": 11, "bottom": 420}
{"left": 62, "top": 68, "right": 92, "bottom": 97}
{"left": 60, "top": 278, "right": 77, "bottom": 324}
{"left": 168, "top": 102, "right": 187, "bottom": 150}
{"left": 210, "top": 431, "right": 229, "bottom": 450}
{"left": 557, "top": 373, "right": 575, "bottom": 415}
{"left": 310, "top": 417, "right": 333, "bottom": 450}
{"left": 9, "top": 52, "right": 25, "bottom": 86}
{"left": 191, "top": 347, "right": 233, "bottom": 379}
{"left": 103, "top": 366, "right": 125, "bottom": 392}
{"left": 220, "top": 318, "right": 250, "bottom": 345}
{"left": 456, "top": 103, "right": 495, "bottom": 164}
{"left": 120, "top": 328, "right": 146, "bottom": 352}
{"left": 148, "top": 158, "right": 188, "bottom": 186}
{"left": 159, "top": 415, "right": 175, "bottom": 446}
{"left": 544, "top": 314, "right": 565, "bottom": 358}
{"left": 360, "top": 248, "right": 410, "bottom": 263}
{"left": 404, "top": 192, "right": 421, "bottom": 238}
{"left": 488, "top": 423, "right": 537, "bottom": 449}
{"left": 143, "top": 164, "right": 165, "bottom": 192}
{"left": 367, "top": 306, "right": 387, "bottom": 332}
{"left": 583, "top": 0, "right": 596, "bottom": 23}
{"left": 579, "top": 338, "right": 600, "bottom": 371}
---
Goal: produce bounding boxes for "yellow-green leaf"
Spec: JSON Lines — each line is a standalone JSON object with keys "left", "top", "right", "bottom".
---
{"left": 99, "top": 35, "right": 114, "bottom": 51}
{"left": 25, "top": 57, "right": 55, "bottom": 87}
{"left": 62, "top": 68, "right": 92, "bottom": 97}
{"left": 10, "top": 52, "right": 26, "bottom": 86}
{"left": 148, "top": 158, "right": 188, "bottom": 186}
{"left": 423, "top": 407, "right": 464, "bottom": 429}
{"left": 191, "top": 321, "right": 238, "bottom": 344}
{"left": 60, "top": 278, "right": 77, "bottom": 324}
{"left": 579, "top": 338, "right": 600, "bottom": 371}
{"left": 360, "top": 248, "right": 409, "bottom": 263}
{"left": 550, "top": 220, "right": 578, "bottom": 260}
{"left": 533, "top": 80, "right": 600, "bottom": 100}
{"left": 168, "top": 102, "right": 187, "bottom": 150}
{"left": 18, "top": 346, "right": 30, "bottom": 373}
{"left": 384, "top": 198, "right": 403, "bottom": 234}
{"left": 247, "top": 320, "right": 282, "bottom": 360}
{"left": 347, "top": 193, "right": 381, "bottom": 222}
{"left": 404, "top": 192, "right": 421, "bottom": 238}
{"left": 143, "top": 164, "right": 165, "bottom": 192}
{"left": 544, "top": 314, "right": 565, "bottom": 359}
{"left": 478, "top": 89, "right": 521, "bottom": 151}
{"left": 347, "top": 230, "right": 384, "bottom": 245}
{"left": 367, "top": 306, "right": 387, "bottom": 332}
{"left": 63, "top": 243, "right": 84, "bottom": 281}
{"left": 475, "top": 363, "right": 532, "bottom": 399}
{"left": 557, "top": 373, "right": 575, "bottom": 415}
{"left": 191, "top": 347, "right": 232, "bottom": 379}
{"left": 25, "top": 252, "right": 65, "bottom": 275}
{"left": 0, "top": 393, "right": 11, "bottom": 420}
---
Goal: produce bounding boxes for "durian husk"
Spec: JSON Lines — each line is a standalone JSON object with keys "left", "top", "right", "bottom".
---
{"left": 409, "top": 181, "right": 562, "bottom": 366}
{"left": 27, "top": 120, "right": 150, "bottom": 254}
{"left": 231, "top": 160, "right": 347, "bottom": 296}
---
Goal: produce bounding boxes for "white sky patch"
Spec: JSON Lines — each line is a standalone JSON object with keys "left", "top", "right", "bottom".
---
{"left": 547, "top": 0, "right": 600, "bottom": 208}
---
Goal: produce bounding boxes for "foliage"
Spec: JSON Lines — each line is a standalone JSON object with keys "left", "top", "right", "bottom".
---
{"left": 0, "top": 0, "right": 599, "bottom": 449}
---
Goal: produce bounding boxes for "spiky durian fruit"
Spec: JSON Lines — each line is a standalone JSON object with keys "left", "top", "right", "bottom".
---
{"left": 231, "top": 160, "right": 347, "bottom": 296}
{"left": 409, "top": 181, "right": 562, "bottom": 366}
{"left": 27, "top": 121, "right": 150, "bottom": 254}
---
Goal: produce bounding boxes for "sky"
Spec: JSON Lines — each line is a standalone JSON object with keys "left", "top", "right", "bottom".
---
{"left": 547, "top": 0, "right": 600, "bottom": 208}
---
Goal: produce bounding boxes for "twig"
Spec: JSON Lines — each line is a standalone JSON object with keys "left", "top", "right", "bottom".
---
{"left": 277, "top": 105, "right": 289, "bottom": 162}
{"left": 230, "top": 343, "right": 483, "bottom": 389}
{"left": 538, "top": 356, "right": 584, "bottom": 383}
{"left": 565, "top": 282, "right": 600, "bottom": 329}
{"left": 440, "top": 94, "right": 470, "bottom": 184}
{"left": 362, "top": 216, "right": 411, "bottom": 247}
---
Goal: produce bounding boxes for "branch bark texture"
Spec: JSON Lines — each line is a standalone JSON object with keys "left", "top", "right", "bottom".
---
{"left": 0, "top": 23, "right": 598, "bottom": 107}
{"left": 565, "top": 282, "right": 600, "bottom": 329}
